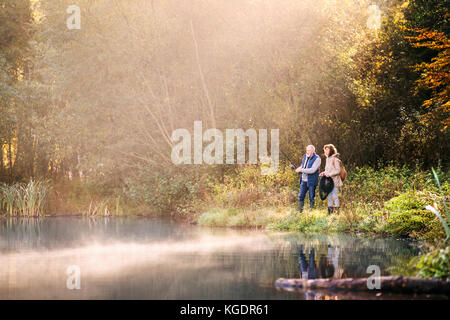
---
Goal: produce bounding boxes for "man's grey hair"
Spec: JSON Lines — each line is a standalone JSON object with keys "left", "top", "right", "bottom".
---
{"left": 306, "top": 145, "right": 315, "bottom": 152}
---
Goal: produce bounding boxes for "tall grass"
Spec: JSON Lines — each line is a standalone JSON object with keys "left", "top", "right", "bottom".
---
{"left": 0, "top": 179, "right": 51, "bottom": 216}
{"left": 424, "top": 168, "right": 450, "bottom": 244}
{"left": 83, "top": 196, "right": 125, "bottom": 216}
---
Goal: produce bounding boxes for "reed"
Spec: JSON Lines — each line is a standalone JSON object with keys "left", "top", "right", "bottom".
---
{"left": 84, "top": 198, "right": 115, "bottom": 216}
{"left": 1, "top": 183, "right": 17, "bottom": 215}
{"left": 0, "top": 179, "right": 51, "bottom": 216}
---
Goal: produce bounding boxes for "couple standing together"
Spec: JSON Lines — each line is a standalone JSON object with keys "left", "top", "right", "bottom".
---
{"left": 290, "top": 144, "right": 343, "bottom": 214}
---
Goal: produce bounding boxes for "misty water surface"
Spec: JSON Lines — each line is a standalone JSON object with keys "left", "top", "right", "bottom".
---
{"left": 0, "top": 216, "right": 439, "bottom": 299}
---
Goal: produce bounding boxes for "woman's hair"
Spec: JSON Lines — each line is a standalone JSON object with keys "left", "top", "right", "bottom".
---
{"left": 323, "top": 144, "right": 337, "bottom": 156}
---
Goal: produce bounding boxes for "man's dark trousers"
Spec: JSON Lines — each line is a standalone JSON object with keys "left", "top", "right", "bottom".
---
{"left": 299, "top": 180, "right": 316, "bottom": 211}
{"left": 299, "top": 246, "right": 319, "bottom": 279}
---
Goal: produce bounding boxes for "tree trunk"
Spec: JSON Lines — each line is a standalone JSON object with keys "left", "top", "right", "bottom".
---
{"left": 275, "top": 276, "right": 450, "bottom": 294}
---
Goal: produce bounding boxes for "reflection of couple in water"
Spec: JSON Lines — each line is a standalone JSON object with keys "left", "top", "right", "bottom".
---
{"left": 298, "top": 244, "right": 343, "bottom": 280}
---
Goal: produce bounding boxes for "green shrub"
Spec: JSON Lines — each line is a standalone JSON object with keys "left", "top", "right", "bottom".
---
{"left": 415, "top": 246, "right": 450, "bottom": 279}
{"left": 208, "top": 164, "right": 297, "bottom": 209}
{"left": 383, "top": 190, "right": 445, "bottom": 239}
{"left": 342, "top": 164, "right": 434, "bottom": 204}
{"left": 124, "top": 165, "right": 200, "bottom": 214}
{"left": 197, "top": 209, "right": 230, "bottom": 226}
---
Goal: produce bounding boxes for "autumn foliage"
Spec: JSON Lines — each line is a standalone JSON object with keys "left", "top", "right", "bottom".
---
{"left": 404, "top": 27, "right": 450, "bottom": 130}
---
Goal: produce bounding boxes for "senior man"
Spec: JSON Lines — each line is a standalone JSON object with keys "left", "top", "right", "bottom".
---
{"left": 291, "top": 145, "right": 321, "bottom": 212}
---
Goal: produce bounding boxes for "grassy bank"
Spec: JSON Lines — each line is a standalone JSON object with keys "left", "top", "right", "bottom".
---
{"left": 1, "top": 164, "right": 449, "bottom": 241}
{"left": 194, "top": 164, "right": 449, "bottom": 242}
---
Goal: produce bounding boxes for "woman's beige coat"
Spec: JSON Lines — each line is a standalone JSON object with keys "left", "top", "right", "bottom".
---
{"left": 324, "top": 154, "right": 343, "bottom": 187}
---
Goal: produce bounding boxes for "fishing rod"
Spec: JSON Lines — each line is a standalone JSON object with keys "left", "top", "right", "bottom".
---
{"left": 259, "top": 118, "right": 299, "bottom": 169}
{"left": 280, "top": 148, "right": 298, "bottom": 169}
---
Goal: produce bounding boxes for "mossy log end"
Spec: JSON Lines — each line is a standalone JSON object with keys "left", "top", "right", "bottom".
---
{"left": 275, "top": 276, "right": 450, "bottom": 294}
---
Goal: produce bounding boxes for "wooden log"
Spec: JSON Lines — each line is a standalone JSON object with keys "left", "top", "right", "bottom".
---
{"left": 275, "top": 276, "right": 450, "bottom": 294}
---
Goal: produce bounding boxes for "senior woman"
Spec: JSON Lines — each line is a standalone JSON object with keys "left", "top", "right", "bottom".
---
{"left": 319, "top": 144, "right": 342, "bottom": 214}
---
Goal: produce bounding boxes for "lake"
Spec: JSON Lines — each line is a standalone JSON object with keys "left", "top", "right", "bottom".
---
{"left": 0, "top": 216, "right": 441, "bottom": 299}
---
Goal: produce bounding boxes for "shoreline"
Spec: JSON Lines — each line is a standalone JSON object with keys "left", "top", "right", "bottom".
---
{"left": 0, "top": 209, "right": 432, "bottom": 242}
